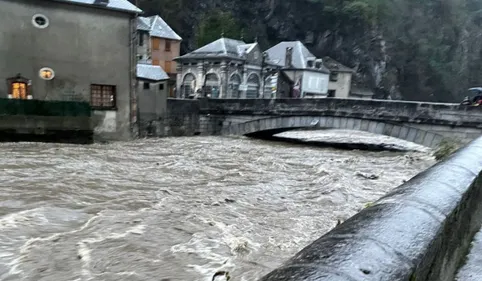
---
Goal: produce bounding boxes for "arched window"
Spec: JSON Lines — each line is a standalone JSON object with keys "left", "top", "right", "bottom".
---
{"left": 7, "top": 74, "right": 31, "bottom": 100}
{"left": 228, "top": 74, "right": 241, "bottom": 98}
{"left": 181, "top": 73, "right": 196, "bottom": 98}
{"left": 246, "top": 74, "right": 260, "bottom": 99}
{"left": 204, "top": 73, "right": 220, "bottom": 98}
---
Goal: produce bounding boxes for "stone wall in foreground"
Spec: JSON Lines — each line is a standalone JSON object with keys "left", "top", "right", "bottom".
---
{"left": 259, "top": 136, "right": 482, "bottom": 281}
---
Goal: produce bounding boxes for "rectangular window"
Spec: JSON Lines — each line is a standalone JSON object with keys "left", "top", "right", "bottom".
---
{"left": 152, "top": 59, "right": 160, "bottom": 66}
{"left": 143, "top": 82, "right": 150, "bottom": 90}
{"left": 165, "top": 40, "right": 171, "bottom": 51}
{"left": 159, "top": 83, "right": 164, "bottom": 90}
{"left": 328, "top": 90, "right": 336, "bottom": 97}
{"left": 330, "top": 72, "right": 339, "bottom": 82}
{"left": 11, "top": 82, "right": 27, "bottom": 99}
{"left": 90, "top": 84, "right": 116, "bottom": 110}
{"left": 152, "top": 38, "right": 160, "bottom": 50}
{"left": 138, "top": 33, "right": 144, "bottom": 46}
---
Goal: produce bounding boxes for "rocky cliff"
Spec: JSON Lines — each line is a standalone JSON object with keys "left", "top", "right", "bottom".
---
{"left": 132, "top": 0, "right": 482, "bottom": 102}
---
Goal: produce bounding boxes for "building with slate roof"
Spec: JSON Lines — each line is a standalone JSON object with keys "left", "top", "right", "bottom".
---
{"left": 0, "top": 0, "right": 141, "bottom": 141}
{"left": 265, "top": 41, "right": 332, "bottom": 98}
{"left": 136, "top": 63, "right": 170, "bottom": 137}
{"left": 174, "top": 37, "right": 280, "bottom": 99}
{"left": 136, "top": 15, "right": 182, "bottom": 98}
{"left": 322, "top": 56, "right": 356, "bottom": 98}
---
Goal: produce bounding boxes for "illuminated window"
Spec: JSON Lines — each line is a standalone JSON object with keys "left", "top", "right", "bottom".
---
{"left": 39, "top": 67, "right": 55, "bottom": 80}
{"left": 90, "top": 84, "right": 116, "bottom": 110}
{"left": 7, "top": 74, "right": 31, "bottom": 100}
{"left": 11, "top": 82, "right": 27, "bottom": 99}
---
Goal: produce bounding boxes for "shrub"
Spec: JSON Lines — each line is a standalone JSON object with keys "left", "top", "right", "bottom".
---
{"left": 433, "top": 138, "right": 460, "bottom": 161}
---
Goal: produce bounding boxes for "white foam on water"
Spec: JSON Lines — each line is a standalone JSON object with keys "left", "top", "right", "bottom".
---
{"left": 171, "top": 231, "right": 236, "bottom": 281}
{"left": 2, "top": 210, "right": 95, "bottom": 277}
{"left": 76, "top": 223, "right": 146, "bottom": 279}
{"left": 170, "top": 216, "right": 262, "bottom": 280}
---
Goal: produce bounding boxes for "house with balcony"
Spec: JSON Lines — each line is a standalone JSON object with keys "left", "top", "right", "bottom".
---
{"left": 174, "top": 37, "right": 279, "bottom": 99}
{"left": 137, "top": 15, "right": 182, "bottom": 98}
{"left": 0, "top": 0, "right": 141, "bottom": 142}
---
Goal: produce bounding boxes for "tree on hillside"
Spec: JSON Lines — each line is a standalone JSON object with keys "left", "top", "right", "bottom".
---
{"left": 196, "top": 10, "right": 243, "bottom": 47}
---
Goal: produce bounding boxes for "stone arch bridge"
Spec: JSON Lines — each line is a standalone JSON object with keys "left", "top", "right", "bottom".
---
{"left": 192, "top": 98, "right": 482, "bottom": 148}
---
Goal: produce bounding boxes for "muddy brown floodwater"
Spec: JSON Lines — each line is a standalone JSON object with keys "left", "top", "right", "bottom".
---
{"left": 0, "top": 132, "right": 435, "bottom": 281}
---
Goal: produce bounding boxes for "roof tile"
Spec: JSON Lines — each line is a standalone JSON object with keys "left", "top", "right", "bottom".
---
{"left": 179, "top": 38, "right": 252, "bottom": 60}
{"left": 137, "top": 15, "right": 182, "bottom": 41}
{"left": 265, "top": 41, "right": 330, "bottom": 73}
{"left": 137, "top": 64, "right": 169, "bottom": 81}
{"left": 53, "top": 0, "right": 142, "bottom": 13}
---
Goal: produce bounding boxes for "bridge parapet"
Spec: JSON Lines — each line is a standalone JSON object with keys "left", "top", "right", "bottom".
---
{"left": 259, "top": 136, "right": 482, "bottom": 281}
{"left": 200, "top": 98, "right": 482, "bottom": 128}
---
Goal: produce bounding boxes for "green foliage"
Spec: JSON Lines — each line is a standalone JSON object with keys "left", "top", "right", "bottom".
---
{"left": 364, "top": 202, "right": 374, "bottom": 209}
{"left": 321, "top": 0, "right": 386, "bottom": 26}
{"left": 434, "top": 139, "right": 460, "bottom": 161}
{"left": 196, "top": 10, "right": 242, "bottom": 47}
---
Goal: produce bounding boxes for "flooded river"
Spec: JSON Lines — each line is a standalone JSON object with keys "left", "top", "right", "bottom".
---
{"left": 0, "top": 131, "right": 435, "bottom": 281}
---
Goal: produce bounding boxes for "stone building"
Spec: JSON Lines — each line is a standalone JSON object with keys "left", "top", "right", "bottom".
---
{"left": 175, "top": 37, "right": 274, "bottom": 99}
{"left": 137, "top": 15, "right": 182, "bottom": 98}
{"left": 136, "top": 63, "right": 169, "bottom": 137}
{"left": 265, "top": 41, "right": 330, "bottom": 98}
{"left": 322, "top": 56, "right": 355, "bottom": 98}
{"left": 0, "top": 0, "right": 141, "bottom": 141}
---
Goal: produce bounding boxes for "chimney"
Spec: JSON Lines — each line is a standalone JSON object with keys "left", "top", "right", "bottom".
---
{"left": 93, "top": 0, "right": 109, "bottom": 6}
{"left": 307, "top": 57, "right": 316, "bottom": 68}
{"left": 315, "top": 58, "right": 323, "bottom": 69}
{"left": 285, "top": 47, "right": 293, "bottom": 68}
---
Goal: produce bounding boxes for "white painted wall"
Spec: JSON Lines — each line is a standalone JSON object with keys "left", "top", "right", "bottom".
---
{"left": 302, "top": 71, "right": 329, "bottom": 96}
{"left": 328, "top": 72, "right": 352, "bottom": 98}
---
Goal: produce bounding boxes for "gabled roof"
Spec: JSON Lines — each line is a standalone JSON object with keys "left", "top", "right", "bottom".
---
{"left": 323, "top": 57, "right": 355, "bottom": 73}
{"left": 137, "top": 64, "right": 169, "bottom": 81}
{"left": 177, "top": 38, "right": 254, "bottom": 60}
{"left": 137, "top": 16, "right": 182, "bottom": 41}
{"left": 265, "top": 41, "right": 330, "bottom": 73}
{"left": 48, "top": 0, "right": 142, "bottom": 14}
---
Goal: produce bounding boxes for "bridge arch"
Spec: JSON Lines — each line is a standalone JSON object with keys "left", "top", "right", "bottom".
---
{"left": 222, "top": 116, "right": 446, "bottom": 148}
